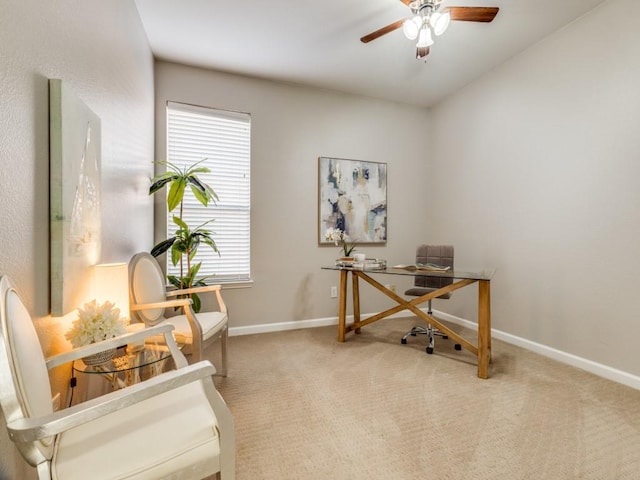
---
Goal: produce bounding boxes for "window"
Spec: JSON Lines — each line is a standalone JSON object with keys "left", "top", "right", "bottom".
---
{"left": 165, "top": 101, "right": 251, "bottom": 284}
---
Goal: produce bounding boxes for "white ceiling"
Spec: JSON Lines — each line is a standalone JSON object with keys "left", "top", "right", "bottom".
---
{"left": 134, "top": 0, "right": 606, "bottom": 108}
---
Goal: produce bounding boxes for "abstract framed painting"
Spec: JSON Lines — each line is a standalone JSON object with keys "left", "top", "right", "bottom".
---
{"left": 318, "top": 157, "right": 387, "bottom": 245}
{"left": 49, "top": 79, "right": 102, "bottom": 316}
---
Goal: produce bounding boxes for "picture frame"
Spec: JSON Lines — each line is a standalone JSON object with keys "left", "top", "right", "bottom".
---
{"left": 318, "top": 157, "right": 387, "bottom": 245}
{"left": 49, "top": 79, "right": 102, "bottom": 316}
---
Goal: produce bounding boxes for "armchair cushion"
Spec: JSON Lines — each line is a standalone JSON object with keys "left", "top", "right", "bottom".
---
{"left": 53, "top": 381, "right": 220, "bottom": 480}
{"left": 162, "top": 311, "right": 228, "bottom": 345}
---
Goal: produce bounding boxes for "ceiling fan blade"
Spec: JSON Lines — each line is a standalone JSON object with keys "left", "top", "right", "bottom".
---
{"left": 360, "top": 19, "right": 405, "bottom": 43}
{"left": 416, "top": 46, "right": 430, "bottom": 59}
{"left": 446, "top": 6, "right": 499, "bottom": 22}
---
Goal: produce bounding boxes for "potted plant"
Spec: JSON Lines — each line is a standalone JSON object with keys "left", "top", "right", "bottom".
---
{"left": 65, "top": 299, "right": 128, "bottom": 365}
{"left": 149, "top": 159, "right": 219, "bottom": 312}
{"left": 325, "top": 227, "right": 357, "bottom": 259}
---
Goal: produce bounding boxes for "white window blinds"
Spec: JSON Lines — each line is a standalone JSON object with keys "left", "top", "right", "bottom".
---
{"left": 166, "top": 101, "right": 251, "bottom": 283}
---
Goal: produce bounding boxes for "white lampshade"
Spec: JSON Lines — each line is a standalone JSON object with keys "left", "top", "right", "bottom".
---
{"left": 403, "top": 15, "right": 423, "bottom": 40}
{"left": 92, "top": 262, "right": 130, "bottom": 320}
{"left": 430, "top": 11, "right": 451, "bottom": 36}
{"left": 416, "top": 27, "right": 434, "bottom": 48}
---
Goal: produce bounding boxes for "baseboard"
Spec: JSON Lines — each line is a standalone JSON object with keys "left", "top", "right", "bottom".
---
{"left": 428, "top": 310, "right": 640, "bottom": 391}
{"left": 229, "top": 316, "right": 339, "bottom": 336}
{"left": 229, "top": 309, "right": 640, "bottom": 391}
{"left": 229, "top": 309, "right": 415, "bottom": 337}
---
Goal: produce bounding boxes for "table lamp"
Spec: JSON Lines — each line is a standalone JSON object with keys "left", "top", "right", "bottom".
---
{"left": 92, "top": 262, "right": 130, "bottom": 321}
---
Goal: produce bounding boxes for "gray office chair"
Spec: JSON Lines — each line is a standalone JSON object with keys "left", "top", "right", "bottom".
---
{"left": 401, "top": 244, "right": 460, "bottom": 354}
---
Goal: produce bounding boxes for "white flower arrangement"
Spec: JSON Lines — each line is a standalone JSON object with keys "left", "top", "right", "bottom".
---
{"left": 325, "top": 227, "right": 357, "bottom": 257}
{"left": 65, "top": 299, "right": 128, "bottom": 348}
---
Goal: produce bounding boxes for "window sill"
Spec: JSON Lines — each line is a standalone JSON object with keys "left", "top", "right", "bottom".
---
{"left": 215, "top": 279, "right": 253, "bottom": 289}
{"left": 165, "top": 279, "right": 253, "bottom": 291}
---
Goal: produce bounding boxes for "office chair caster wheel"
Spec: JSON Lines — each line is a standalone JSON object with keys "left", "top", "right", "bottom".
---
{"left": 426, "top": 347, "right": 434, "bottom": 354}
{"left": 454, "top": 344, "right": 462, "bottom": 351}
{"left": 401, "top": 338, "right": 407, "bottom": 344}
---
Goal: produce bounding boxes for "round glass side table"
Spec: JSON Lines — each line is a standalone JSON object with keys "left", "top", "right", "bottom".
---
{"left": 69, "top": 342, "right": 173, "bottom": 405}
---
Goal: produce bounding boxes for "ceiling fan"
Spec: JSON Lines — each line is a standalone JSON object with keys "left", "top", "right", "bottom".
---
{"left": 360, "top": 0, "right": 499, "bottom": 59}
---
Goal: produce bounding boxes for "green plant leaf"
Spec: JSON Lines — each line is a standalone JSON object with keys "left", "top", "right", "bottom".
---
{"left": 199, "top": 235, "right": 219, "bottom": 254}
{"left": 187, "top": 167, "right": 211, "bottom": 176}
{"left": 152, "top": 170, "right": 178, "bottom": 180}
{"left": 184, "top": 158, "right": 210, "bottom": 174}
{"left": 150, "top": 237, "right": 177, "bottom": 257}
{"left": 166, "top": 275, "right": 182, "bottom": 289}
{"left": 157, "top": 160, "right": 188, "bottom": 177}
{"left": 187, "top": 177, "right": 210, "bottom": 206}
{"left": 191, "top": 293, "right": 201, "bottom": 313}
{"left": 167, "top": 178, "right": 187, "bottom": 211}
{"left": 197, "top": 179, "right": 219, "bottom": 204}
{"left": 149, "top": 175, "right": 178, "bottom": 195}
{"left": 187, "top": 175, "right": 218, "bottom": 205}
{"left": 172, "top": 215, "right": 189, "bottom": 230}
{"left": 189, "top": 262, "right": 202, "bottom": 278}
{"left": 188, "top": 239, "right": 200, "bottom": 260}
{"left": 170, "top": 243, "right": 182, "bottom": 266}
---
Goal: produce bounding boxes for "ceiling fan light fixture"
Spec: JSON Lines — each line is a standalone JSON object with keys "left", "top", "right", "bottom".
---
{"left": 359, "top": 2, "right": 499, "bottom": 59}
{"left": 416, "top": 27, "right": 433, "bottom": 48}
{"left": 402, "top": 15, "right": 423, "bottom": 40}
{"left": 430, "top": 11, "right": 450, "bottom": 36}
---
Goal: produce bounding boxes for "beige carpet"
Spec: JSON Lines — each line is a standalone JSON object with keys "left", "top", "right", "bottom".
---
{"left": 213, "top": 317, "right": 640, "bottom": 480}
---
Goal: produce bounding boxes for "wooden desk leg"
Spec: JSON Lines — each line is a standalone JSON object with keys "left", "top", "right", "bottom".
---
{"left": 477, "top": 280, "right": 491, "bottom": 379}
{"left": 338, "top": 269, "right": 348, "bottom": 342}
{"left": 352, "top": 272, "right": 361, "bottom": 334}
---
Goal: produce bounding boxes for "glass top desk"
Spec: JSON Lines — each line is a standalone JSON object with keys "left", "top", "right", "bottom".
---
{"left": 322, "top": 264, "right": 495, "bottom": 379}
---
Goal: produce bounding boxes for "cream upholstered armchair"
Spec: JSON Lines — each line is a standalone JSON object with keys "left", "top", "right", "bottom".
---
{"left": 0, "top": 275, "right": 235, "bottom": 480}
{"left": 128, "top": 252, "right": 228, "bottom": 374}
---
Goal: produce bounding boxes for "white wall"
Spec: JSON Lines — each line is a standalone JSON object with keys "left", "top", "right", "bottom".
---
{"left": 154, "top": 62, "right": 432, "bottom": 328}
{"left": 0, "top": 1, "right": 154, "bottom": 477}
{"left": 430, "top": 0, "right": 640, "bottom": 377}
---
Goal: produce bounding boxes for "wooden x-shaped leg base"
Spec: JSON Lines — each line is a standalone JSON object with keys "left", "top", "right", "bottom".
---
{"left": 337, "top": 269, "right": 492, "bottom": 379}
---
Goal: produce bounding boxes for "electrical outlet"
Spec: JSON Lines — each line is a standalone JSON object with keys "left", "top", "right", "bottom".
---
{"left": 330, "top": 286, "right": 338, "bottom": 298}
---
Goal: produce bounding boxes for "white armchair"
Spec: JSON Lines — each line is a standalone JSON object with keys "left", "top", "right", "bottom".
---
{"left": 128, "top": 252, "right": 228, "bottom": 374}
{"left": 0, "top": 275, "right": 235, "bottom": 480}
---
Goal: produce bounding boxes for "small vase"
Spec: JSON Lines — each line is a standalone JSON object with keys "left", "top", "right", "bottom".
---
{"left": 340, "top": 256, "right": 354, "bottom": 262}
{"left": 82, "top": 348, "right": 117, "bottom": 366}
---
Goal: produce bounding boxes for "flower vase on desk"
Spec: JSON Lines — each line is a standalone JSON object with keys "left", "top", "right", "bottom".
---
{"left": 325, "top": 227, "right": 358, "bottom": 261}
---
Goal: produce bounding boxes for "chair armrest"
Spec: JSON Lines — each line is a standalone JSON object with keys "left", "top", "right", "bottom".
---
{"left": 167, "top": 284, "right": 227, "bottom": 314}
{"left": 7, "top": 361, "right": 217, "bottom": 443}
{"left": 45, "top": 324, "right": 181, "bottom": 370}
{"left": 130, "top": 298, "right": 192, "bottom": 311}
{"left": 166, "top": 284, "right": 221, "bottom": 296}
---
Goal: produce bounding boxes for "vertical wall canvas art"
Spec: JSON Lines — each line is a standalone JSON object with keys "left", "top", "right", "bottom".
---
{"left": 49, "top": 79, "right": 102, "bottom": 316}
{"left": 318, "top": 157, "right": 387, "bottom": 245}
